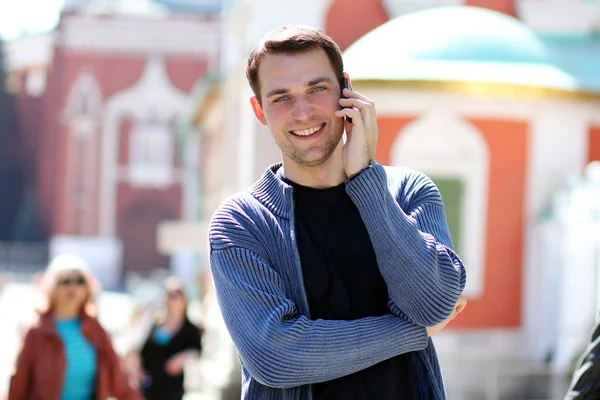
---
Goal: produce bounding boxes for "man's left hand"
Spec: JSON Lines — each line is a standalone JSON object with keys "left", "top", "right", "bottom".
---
{"left": 335, "top": 87, "right": 379, "bottom": 178}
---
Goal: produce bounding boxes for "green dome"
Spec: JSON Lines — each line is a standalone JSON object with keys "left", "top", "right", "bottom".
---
{"left": 344, "top": 6, "right": 583, "bottom": 92}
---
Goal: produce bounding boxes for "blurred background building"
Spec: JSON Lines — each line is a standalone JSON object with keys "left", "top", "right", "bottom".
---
{"left": 3, "top": 0, "right": 221, "bottom": 288}
{"left": 1, "top": 0, "right": 600, "bottom": 399}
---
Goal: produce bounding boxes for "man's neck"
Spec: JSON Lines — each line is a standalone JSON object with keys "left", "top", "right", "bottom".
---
{"left": 282, "top": 157, "right": 346, "bottom": 188}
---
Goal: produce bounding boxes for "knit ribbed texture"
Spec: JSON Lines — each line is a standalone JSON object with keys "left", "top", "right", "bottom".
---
{"left": 345, "top": 163, "right": 467, "bottom": 327}
{"left": 209, "top": 163, "right": 467, "bottom": 400}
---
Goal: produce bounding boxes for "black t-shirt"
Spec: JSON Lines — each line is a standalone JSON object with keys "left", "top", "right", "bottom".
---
{"left": 284, "top": 177, "right": 420, "bottom": 400}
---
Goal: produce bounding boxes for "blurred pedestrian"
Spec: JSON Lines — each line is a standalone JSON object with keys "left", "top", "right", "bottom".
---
{"left": 8, "top": 254, "right": 141, "bottom": 400}
{"left": 565, "top": 316, "right": 600, "bottom": 399}
{"left": 139, "top": 277, "right": 203, "bottom": 400}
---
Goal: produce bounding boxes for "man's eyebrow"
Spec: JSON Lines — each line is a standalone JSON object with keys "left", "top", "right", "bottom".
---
{"left": 265, "top": 77, "right": 335, "bottom": 98}
{"left": 306, "top": 77, "right": 334, "bottom": 87}
{"left": 266, "top": 88, "right": 289, "bottom": 98}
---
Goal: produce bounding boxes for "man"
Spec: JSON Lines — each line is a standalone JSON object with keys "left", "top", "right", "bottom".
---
{"left": 209, "top": 25, "right": 467, "bottom": 399}
{"left": 565, "top": 316, "right": 600, "bottom": 399}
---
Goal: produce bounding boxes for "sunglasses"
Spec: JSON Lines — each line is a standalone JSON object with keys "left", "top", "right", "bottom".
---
{"left": 57, "top": 276, "right": 86, "bottom": 286}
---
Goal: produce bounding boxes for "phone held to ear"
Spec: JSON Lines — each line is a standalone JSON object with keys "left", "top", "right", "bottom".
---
{"left": 342, "top": 73, "right": 352, "bottom": 123}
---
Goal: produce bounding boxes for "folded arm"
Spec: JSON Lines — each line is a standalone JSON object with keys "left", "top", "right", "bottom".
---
{"left": 210, "top": 246, "right": 428, "bottom": 389}
{"left": 346, "top": 164, "right": 467, "bottom": 327}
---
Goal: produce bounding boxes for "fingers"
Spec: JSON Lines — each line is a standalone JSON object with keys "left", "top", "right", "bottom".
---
{"left": 342, "top": 88, "right": 373, "bottom": 104}
{"left": 456, "top": 296, "right": 467, "bottom": 314}
{"left": 339, "top": 97, "right": 371, "bottom": 111}
{"left": 335, "top": 108, "right": 364, "bottom": 127}
{"left": 339, "top": 94, "right": 377, "bottom": 127}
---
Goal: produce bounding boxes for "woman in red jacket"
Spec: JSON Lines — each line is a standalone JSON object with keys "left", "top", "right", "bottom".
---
{"left": 8, "top": 254, "right": 141, "bottom": 400}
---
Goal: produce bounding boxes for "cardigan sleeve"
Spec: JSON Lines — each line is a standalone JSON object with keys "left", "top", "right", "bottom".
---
{"left": 346, "top": 163, "right": 467, "bottom": 327}
{"left": 209, "top": 246, "right": 428, "bottom": 389}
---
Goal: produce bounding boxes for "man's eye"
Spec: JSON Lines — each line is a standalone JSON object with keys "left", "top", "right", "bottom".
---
{"left": 313, "top": 86, "right": 326, "bottom": 92}
{"left": 274, "top": 96, "right": 288, "bottom": 103}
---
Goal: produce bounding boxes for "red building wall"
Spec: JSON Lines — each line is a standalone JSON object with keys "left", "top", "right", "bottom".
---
{"left": 325, "top": 0, "right": 390, "bottom": 52}
{"left": 39, "top": 50, "right": 206, "bottom": 236}
{"left": 589, "top": 125, "right": 600, "bottom": 163}
{"left": 36, "top": 24, "right": 210, "bottom": 275}
{"left": 465, "top": 0, "right": 517, "bottom": 16}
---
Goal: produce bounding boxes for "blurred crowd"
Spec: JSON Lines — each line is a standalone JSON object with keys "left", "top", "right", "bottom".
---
{"left": 0, "top": 254, "right": 206, "bottom": 400}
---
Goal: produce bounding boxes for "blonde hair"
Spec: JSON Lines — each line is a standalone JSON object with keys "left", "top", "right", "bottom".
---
{"left": 38, "top": 254, "right": 100, "bottom": 316}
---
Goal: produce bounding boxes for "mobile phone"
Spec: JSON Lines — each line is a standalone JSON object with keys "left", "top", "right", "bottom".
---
{"left": 342, "top": 73, "right": 352, "bottom": 95}
{"left": 342, "top": 73, "right": 352, "bottom": 123}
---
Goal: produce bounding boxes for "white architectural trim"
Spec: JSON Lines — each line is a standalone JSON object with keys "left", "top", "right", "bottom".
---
{"left": 237, "top": 85, "right": 258, "bottom": 190}
{"left": 516, "top": 0, "right": 600, "bottom": 36}
{"left": 363, "top": 87, "right": 600, "bottom": 125}
{"left": 240, "top": 0, "right": 335, "bottom": 51}
{"left": 64, "top": 69, "right": 104, "bottom": 125}
{"left": 100, "top": 56, "right": 188, "bottom": 237}
{"left": 361, "top": 88, "right": 537, "bottom": 120}
{"left": 391, "top": 111, "right": 489, "bottom": 298}
{"left": 522, "top": 99, "right": 591, "bottom": 361}
{"left": 4, "top": 33, "right": 54, "bottom": 71}
{"left": 64, "top": 69, "right": 104, "bottom": 235}
{"left": 57, "top": 14, "right": 220, "bottom": 57}
{"left": 382, "top": 0, "right": 464, "bottom": 19}
{"left": 117, "top": 167, "right": 185, "bottom": 184}
{"left": 584, "top": 102, "right": 600, "bottom": 127}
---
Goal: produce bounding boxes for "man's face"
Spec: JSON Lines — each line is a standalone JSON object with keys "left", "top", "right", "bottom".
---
{"left": 251, "top": 48, "right": 344, "bottom": 168}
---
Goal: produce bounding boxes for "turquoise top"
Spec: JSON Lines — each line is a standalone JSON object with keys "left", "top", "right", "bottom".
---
{"left": 55, "top": 318, "right": 97, "bottom": 400}
{"left": 153, "top": 327, "right": 173, "bottom": 345}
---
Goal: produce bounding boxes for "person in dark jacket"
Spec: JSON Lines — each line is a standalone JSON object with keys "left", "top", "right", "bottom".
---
{"left": 565, "top": 316, "right": 600, "bottom": 399}
{"left": 140, "top": 277, "right": 203, "bottom": 400}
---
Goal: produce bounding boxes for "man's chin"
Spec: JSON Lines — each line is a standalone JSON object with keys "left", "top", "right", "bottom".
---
{"left": 293, "top": 150, "right": 340, "bottom": 168}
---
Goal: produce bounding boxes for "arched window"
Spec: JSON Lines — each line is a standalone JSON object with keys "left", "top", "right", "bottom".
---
{"left": 391, "top": 111, "right": 489, "bottom": 298}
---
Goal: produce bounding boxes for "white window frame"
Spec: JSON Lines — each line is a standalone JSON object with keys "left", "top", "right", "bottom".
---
{"left": 391, "top": 111, "right": 489, "bottom": 298}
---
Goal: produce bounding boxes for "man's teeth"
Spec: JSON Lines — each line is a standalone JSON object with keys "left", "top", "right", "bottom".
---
{"left": 292, "top": 124, "right": 323, "bottom": 136}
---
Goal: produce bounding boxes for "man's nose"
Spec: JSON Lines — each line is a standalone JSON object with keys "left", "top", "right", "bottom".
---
{"left": 291, "top": 96, "right": 315, "bottom": 121}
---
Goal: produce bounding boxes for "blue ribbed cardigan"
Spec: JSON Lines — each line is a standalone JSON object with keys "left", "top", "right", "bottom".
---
{"left": 209, "top": 162, "right": 467, "bottom": 399}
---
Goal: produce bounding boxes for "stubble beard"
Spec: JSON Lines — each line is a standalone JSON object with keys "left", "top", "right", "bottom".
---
{"left": 285, "top": 118, "right": 344, "bottom": 168}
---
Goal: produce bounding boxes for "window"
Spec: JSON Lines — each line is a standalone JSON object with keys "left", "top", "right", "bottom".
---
{"left": 129, "top": 123, "right": 174, "bottom": 188}
{"left": 391, "top": 111, "right": 489, "bottom": 298}
{"left": 430, "top": 177, "right": 464, "bottom": 254}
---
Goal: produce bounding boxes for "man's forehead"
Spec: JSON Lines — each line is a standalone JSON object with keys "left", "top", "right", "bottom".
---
{"left": 259, "top": 51, "right": 337, "bottom": 92}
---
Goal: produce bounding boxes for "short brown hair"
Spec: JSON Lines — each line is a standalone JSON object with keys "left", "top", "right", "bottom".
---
{"left": 246, "top": 25, "right": 344, "bottom": 105}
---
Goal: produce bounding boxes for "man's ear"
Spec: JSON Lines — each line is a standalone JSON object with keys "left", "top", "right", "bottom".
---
{"left": 250, "top": 97, "right": 267, "bottom": 126}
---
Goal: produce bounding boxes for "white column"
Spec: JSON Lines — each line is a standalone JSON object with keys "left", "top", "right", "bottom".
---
{"left": 237, "top": 85, "right": 258, "bottom": 190}
{"left": 553, "top": 217, "right": 599, "bottom": 372}
{"left": 522, "top": 99, "right": 590, "bottom": 362}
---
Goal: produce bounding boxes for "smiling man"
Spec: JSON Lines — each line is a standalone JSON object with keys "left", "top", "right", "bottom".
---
{"left": 208, "top": 25, "right": 467, "bottom": 400}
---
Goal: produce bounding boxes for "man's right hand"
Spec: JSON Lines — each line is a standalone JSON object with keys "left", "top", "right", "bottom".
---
{"left": 426, "top": 296, "right": 467, "bottom": 337}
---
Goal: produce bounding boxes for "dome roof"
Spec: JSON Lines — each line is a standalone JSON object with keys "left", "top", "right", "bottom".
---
{"left": 344, "top": 6, "right": 587, "bottom": 93}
